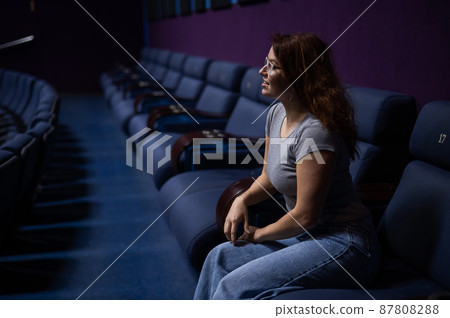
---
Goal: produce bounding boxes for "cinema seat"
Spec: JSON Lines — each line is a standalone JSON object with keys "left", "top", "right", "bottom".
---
{"left": 0, "top": 150, "right": 21, "bottom": 245}
{"left": 108, "top": 52, "right": 186, "bottom": 133}
{"left": 119, "top": 55, "right": 211, "bottom": 134}
{"left": 109, "top": 49, "right": 172, "bottom": 108}
{"left": 159, "top": 85, "right": 416, "bottom": 272}
{"left": 127, "top": 60, "right": 248, "bottom": 136}
{"left": 272, "top": 100, "right": 450, "bottom": 299}
{"left": 1, "top": 134, "right": 39, "bottom": 218}
{"left": 130, "top": 67, "right": 268, "bottom": 192}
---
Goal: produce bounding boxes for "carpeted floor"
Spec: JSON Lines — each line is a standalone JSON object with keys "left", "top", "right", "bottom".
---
{"left": 0, "top": 95, "right": 198, "bottom": 299}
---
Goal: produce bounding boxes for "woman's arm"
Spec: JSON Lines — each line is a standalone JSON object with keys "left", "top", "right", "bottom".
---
{"left": 251, "top": 150, "right": 336, "bottom": 242}
{"left": 224, "top": 135, "right": 277, "bottom": 244}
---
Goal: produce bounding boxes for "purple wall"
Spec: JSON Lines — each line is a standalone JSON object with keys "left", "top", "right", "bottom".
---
{"left": 149, "top": 0, "right": 450, "bottom": 110}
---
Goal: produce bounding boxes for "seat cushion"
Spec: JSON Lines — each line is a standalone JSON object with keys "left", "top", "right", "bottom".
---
{"left": 273, "top": 257, "right": 447, "bottom": 300}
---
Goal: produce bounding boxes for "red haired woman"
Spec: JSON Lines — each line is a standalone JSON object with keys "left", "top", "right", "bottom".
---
{"left": 194, "top": 33, "right": 380, "bottom": 300}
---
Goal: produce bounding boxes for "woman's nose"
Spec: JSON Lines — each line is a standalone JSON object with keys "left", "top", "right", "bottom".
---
{"left": 259, "top": 65, "right": 267, "bottom": 76}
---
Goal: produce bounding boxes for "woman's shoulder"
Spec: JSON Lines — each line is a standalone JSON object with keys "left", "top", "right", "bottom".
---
{"left": 296, "top": 114, "right": 340, "bottom": 146}
{"left": 267, "top": 102, "right": 284, "bottom": 118}
{"left": 265, "top": 102, "right": 284, "bottom": 130}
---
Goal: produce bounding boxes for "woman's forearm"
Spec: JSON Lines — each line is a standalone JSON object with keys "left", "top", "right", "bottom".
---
{"left": 238, "top": 173, "right": 277, "bottom": 207}
{"left": 256, "top": 210, "right": 318, "bottom": 242}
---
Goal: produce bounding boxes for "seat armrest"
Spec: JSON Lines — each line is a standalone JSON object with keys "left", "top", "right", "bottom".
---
{"left": 146, "top": 105, "right": 230, "bottom": 128}
{"left": 133, "top": 91, "right": 168, "bottom": 111}
{"left": 216, "top": 178, "right": 255, "bottom": 238}
{"left": 113, "top": 73, "right": 141, "bottom": 86}
{"left": 171, "top": 130, "right": 264, "bottom": 174}
{"left": 123, "top": 81, "right": 158, "bottom": 98}
{"left": 215, "top": 178, "right": 286, "bottom": 240}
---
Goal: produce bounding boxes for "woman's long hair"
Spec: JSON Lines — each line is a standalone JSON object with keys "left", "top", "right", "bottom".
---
{"left": 272, "top": 33, "right": 358, "bottom": 159}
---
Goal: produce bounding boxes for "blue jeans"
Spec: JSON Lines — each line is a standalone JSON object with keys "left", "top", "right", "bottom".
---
{"left": 194, "top": 215, "right": 380, "bottom": 299}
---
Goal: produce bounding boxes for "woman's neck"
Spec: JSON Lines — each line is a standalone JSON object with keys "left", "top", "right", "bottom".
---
{"left": 279, "top": 92, "right": 308, "bottom": 125}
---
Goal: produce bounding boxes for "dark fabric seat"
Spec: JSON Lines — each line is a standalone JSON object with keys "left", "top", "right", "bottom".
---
{"left": 127, "top": 60, "right": 248, "bottom": 136}
{"left": 119, "top": 55, "right": 211, "bottom": 134}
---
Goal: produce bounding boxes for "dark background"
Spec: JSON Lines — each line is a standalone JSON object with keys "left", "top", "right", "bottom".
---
{"left": 0, "top": 0, "right": 143, "bottom": 93}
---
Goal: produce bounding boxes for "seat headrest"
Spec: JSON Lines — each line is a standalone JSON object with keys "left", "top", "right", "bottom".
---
{"left": 148, "top": 48, "right": 160, "bottom": 61}
{"left": 240, "top": 68, "right": 262, "bottom": 101}
{"left": 169, "top": 53, "right": 188, "bottom": 71}
{"left": 347, "top": 86, "right": 416, "bottom": 145}
{"left": 206, "top": 61, "right": 247, "bottom": 92}
{"left": 156, "top": 50, "right": 172, "bottom": 66}
{"left": 183, "top": 56, "right": 211, "bottom": 79}
{"left": 410, "top": 100, "right": 450, "bottom": 170}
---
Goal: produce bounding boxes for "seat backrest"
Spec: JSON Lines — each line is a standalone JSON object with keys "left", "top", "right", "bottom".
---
{"left": 194, "top": 61, "right": 247, "bottom": 114}
{"left": 16, "top": 75, "right": 36, "bottom": 115}
{"left": 1, "top": 134, "right": 39, "bottom": 212}
{"left": 160, "top": 53, "right": 188, "bottom": 91}
{"left": 21, "top": 80, "right": 46, "bottom": 119}
{"left": 27, "top": 121, "right": 55, "bottom": 183}
{"left": 347, "top": 86, "right": 417, "bottom": 183}
{"left": 378, "top": 100, "right": 450, "bottom": 290}
{"left": 145, "top": 49, "right": 172, "bottom": 83}
{"left": 0, "top": 150, "right": 21, "bottom": 231}
{"left": 224, "top": 68, "right": 272, "bottom": 137}
{"left": 156, "top": 49, "right": 172, "bottom": 66}
{"left": 173, "top": 56, "right": 211, "bottom": 101}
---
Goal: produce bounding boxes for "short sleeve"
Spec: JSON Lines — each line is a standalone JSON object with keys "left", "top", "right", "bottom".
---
{"left": 265, "top": 103, "right": 280, "bottom": 136}
{"left": 294, "top": 123, "right": 340, "bottom": 163}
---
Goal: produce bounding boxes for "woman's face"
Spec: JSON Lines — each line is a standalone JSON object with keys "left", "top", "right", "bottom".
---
{"left": 259, "top": 47, "right": 288, "bottom": 98}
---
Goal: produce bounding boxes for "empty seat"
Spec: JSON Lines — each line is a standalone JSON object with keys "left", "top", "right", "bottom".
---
{"left": 0, "top": 150, "right": 21, "bottom": 244}
{"left": 128, "top": 60, "right": 248, "bottom": 135}
{"left": 119, "top": 55, "right": 211, "bottom": 134}
{"left": 111, "top": 52, "right": 189, "bottom": 133}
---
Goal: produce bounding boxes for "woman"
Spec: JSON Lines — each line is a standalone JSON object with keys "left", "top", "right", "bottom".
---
{"left": 194, "top": 33, "right": 380, "bottom": 300}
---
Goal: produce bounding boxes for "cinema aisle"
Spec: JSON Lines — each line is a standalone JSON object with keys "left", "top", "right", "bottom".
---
{"left": 0, "top": 95, "right": 197, "bottom": 300}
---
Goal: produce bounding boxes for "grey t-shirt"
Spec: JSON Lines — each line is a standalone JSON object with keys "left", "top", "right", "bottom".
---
{"left": 265, "top": 103, "right": 368, "bottom": 223}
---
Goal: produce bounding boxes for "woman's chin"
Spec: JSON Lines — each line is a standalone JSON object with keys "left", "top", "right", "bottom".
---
{"left": 261, "top": 87, "right": 271, "bottom": 96}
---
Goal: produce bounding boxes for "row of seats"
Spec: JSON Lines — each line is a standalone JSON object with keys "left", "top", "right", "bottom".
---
{"left": 0, "top": 69, "right": 59, "bottom": 247}
{"left": 100, "top": 48, "right": 450, "bottom": 299}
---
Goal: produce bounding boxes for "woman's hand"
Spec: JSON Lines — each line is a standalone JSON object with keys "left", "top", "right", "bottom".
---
{"left": 238, "top": 226, "right": 263, "bottom": 243}
{"left": 224, "top": 197, "right": 250, "bottom": 245}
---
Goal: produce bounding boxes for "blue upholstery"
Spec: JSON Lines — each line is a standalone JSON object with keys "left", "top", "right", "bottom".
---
{"left": 1, "top": 134, "right": 39, "bottom": 217}
{"left": 409, "top": 101, "right": 450, "bottom": 170}
{"left": 273, "top": 100, "right": 450, "bottom": 299}
{"left": 127, "top": 60, "right": 246, "bottom": 136}
{"left": 0, "top": 150, "right": 21, "bottom": 241}
{"left": 118, "top": 56, "right": 211, "bottom": 134}
{"left": 347, "top": 86, "right": 416, "bottom": 183}
{"left": 143, "top": 68, "right": 266, "bottom": 189}
{"left": 154, "top": 68, "right": 271, "bottom": 268}
{"left": 0, "top": 68, "right": 58, "bottom": 241}
{"left": 156, "top": 49, "right": 172, "bottom": 66}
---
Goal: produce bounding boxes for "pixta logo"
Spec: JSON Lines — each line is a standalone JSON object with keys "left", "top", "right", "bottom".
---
{"left": 126, "top": 128, "right": 172, "bottom": 175}
{"left": 126, "top": 128, "right": 326, "bottom": 175}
